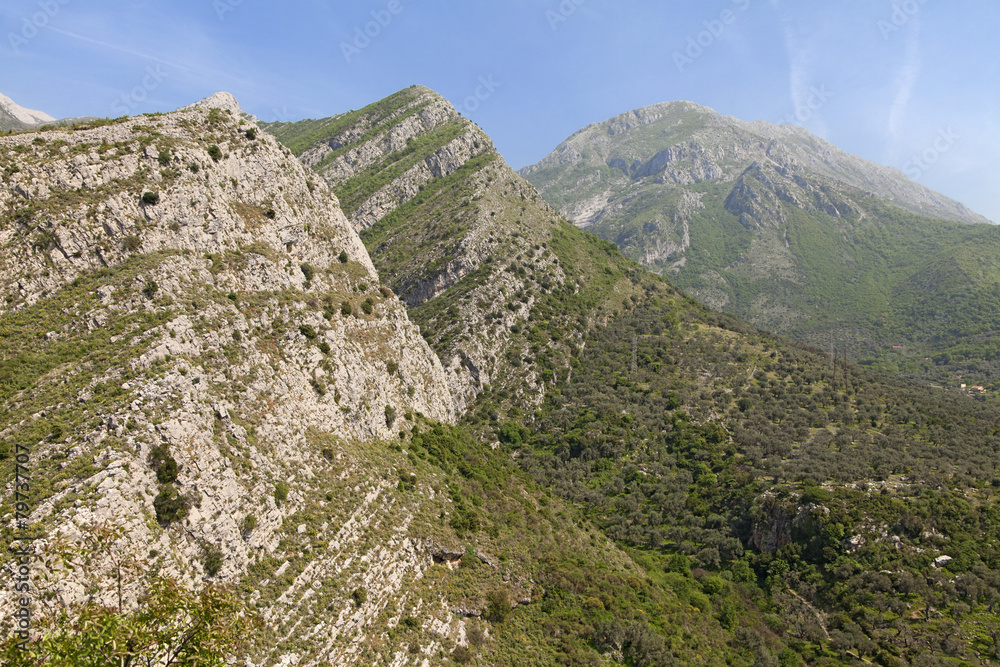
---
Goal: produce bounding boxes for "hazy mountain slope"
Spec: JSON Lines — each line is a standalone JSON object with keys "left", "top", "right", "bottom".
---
{"left": 0, "top": 92, "right": 57, "bottom": 132}
{"left": 523, "top": 101, "right": 987, "bottom": 226}
{"left": 521, "top": 101, "right": 1000, "bottom": 385}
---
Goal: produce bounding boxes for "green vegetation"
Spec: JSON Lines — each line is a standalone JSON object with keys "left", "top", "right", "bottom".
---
{"left": 153, "top": 484, "right": 190, "bottom": 525}
{"left": 1, "top": 576, "right": 256, "bottom": 665}
{"left": 148, "top": 443, "right": 178, "bottom": 484}
{"left": 261, "top": 85, "right": 429, "bottom": 157}
{"left": 273, "top": 481, "right": 289, "bottom": 504}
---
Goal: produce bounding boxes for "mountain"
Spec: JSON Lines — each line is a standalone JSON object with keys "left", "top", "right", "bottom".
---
{"left": 269, "top": 87, "right": 1000, "bottom": 665}
{"left": 0, "top": 92, "right": 57, "bottom": 131}
{"left": 521, "top": 101, "right": 1000, "bottom": 385}
{"left": 3, "top": 88, "right": 1000, "bottom": 666}
{"left": 265, "top": 85, "right": 656, "bottom": 416}
{"left": 0, "top": 93, "right": 734, "bottom": 666}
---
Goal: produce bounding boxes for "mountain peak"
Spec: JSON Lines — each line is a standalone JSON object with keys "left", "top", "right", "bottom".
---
{"left": 0, "top": 91, "right": 56, "bottom": 127}
{"left": 179, "top": 91, "right": 255, "bottom": 121}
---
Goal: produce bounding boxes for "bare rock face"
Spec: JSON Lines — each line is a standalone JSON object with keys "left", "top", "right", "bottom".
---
{"left": 0, "top": 97, "right": 467, "bottom": 664}
{"left": 179, "top": 91, "right": 258, "bottom": 123}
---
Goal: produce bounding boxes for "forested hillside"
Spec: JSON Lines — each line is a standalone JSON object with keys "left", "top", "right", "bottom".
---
{"left": 269, "top": 86, "right": 1000, "bottom": 666}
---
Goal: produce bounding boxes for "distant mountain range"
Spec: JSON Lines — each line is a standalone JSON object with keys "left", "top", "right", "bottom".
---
{"left": 521, "top": 101, "right": 1000, "bottom": 384}
{"left": 0, "top": 92, "right": 101, "bottom": 131}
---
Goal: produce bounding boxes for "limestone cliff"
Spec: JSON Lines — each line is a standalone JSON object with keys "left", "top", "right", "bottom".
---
{"left": 0, "top": 96, "right": 517, "bottom": 666}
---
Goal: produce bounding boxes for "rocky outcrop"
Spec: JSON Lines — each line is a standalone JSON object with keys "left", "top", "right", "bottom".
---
{"left": 0, "top": 94, "right": 473, "bottom": 666}
{"left": 634, "top": 142, "right": 723, "bottom": 184}
{"left": 270, "top": 89, "right": 584, "bottom": 418}
{"left": 344, "top": 124, "right": 489, "bottom": 232}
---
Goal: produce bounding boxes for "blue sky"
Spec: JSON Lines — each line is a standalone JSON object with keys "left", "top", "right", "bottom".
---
{"left": 2, "top": 0, "right": 998, "bottom": 222}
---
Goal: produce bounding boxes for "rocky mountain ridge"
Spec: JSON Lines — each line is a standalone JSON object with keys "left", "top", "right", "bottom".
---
{"left": 0, "top": 96, "right": 527, "bottom": 665}
{"left": 266, "top": 86, "right": 656, "bottom": 419}
{"left": 524, "top": 100, "right": 987, "bottom": 226}
{"left": 1, "top": 91, "right": 704, "bottom": 667}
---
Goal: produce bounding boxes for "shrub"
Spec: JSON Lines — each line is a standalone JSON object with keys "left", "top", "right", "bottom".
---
{"left": 299, "top": 324, "right": 317, "bottom": 340}
{"left": 189, "top": 162, "right": 200, "bottom": 173}
{"left": 265, "top": 208, "right": 276, "bottom": 219}
{"left": 244, "top": 128, "right": 257, "bottom": 140}
{"left": 123, "top": 235, "right": 142, "bottom": 252}
{"left": 386, "top": 360, "right": 399, "bottom": 375}
{"left": 385, "top": 405, "right": 397, "bottom": 427}
{"left": 273, "top": 481, "right": 289, "bottom": 504}
{"left": 240, "top": 514, "right": 257, "bottom": 536}
{"left": 149, "top": 443, "right": 178, "bottom": 484}
{"left": 207, "top": 144, "right": 223, "bottom": 161}
{"left": 484, "top": 590, "right": 511, "bottom": 623}
{"left": 318, "top": 341, "right": 331, "bottom": 355}
{"left": 361, "top": 298, "right": 374, "bottom": 315}
{"left": 351, "top": 588, "right": 367, "bottom": 607}
{"left": 141, "top": 191, "right": 160, "bottom": 205}
{"left": 153, "top": 484, "right": 190, "bottom": 525}
{"left": 300, "top": 263, "right": 315, "bottom": 282}
{"left": 338, "top": 250, "right": 349, "bottom": 263}
{"left": 340, "top": 301, "right": 352, "bottom": 317}
{"left": 143, "top": 281, "right": 158, "bottom": 299}
{"left": 202, "top": 543, "right": 224, "bottom": 577}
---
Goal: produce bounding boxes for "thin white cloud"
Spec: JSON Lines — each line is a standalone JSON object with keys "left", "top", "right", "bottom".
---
{"left": 886, "top": 15, "right": 922, "bottom": 160}
{"left": 771, "top": 0, "right": 829, "bottom": 135}
{"left": 43, "top": 25, "right": 262, "bottom": 92}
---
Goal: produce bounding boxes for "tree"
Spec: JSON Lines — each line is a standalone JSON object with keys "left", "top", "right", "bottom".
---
{"left": 0, "top": 521, "right": 258, "bottom": 665}
{"left": 1, "top": 576, "right": 257, "bottom": 666}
